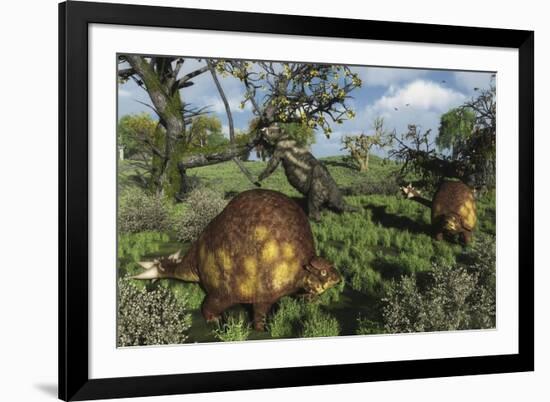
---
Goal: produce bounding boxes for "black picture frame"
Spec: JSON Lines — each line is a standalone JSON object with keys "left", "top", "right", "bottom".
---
{"left": 59, "top": 1, "right": 534, "bottom": 400}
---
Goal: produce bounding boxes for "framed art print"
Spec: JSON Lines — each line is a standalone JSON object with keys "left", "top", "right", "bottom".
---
{"left": 59, "top": 1, "right": 534, "bottom": 400}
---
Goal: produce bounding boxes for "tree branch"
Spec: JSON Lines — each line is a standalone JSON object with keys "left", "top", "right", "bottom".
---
{"left": 207, "top": 59, "right": 259, "bottom": 186}
{"left": 177, "top": 65, "right": 209, "bottom": 89}
{"left": 118, "top": 67, "right": 135, "bottom": 80}
{"left": 178, "top": 144, "right": 254, "bottom": 169}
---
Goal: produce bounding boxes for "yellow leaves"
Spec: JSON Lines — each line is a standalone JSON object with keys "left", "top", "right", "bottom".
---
{"left": 283, "top": 64, "right": 292, "bottom": 79}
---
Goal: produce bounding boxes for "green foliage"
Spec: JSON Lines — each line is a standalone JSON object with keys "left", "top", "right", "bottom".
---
{"left": 117, "top": 278, "right": 192, "bottom": 346}
{"left": 174, "top": 187, "right": 228, "bottom": 242}
{"left": 213, "top": 311, "right": 251, "bottom": 342}
{"left": 301, "top": 304, "right": 341, "bottom": 338}
{"left": 382, "top": 235, "right": 496, "bottom": 333}
{"left": 217, "top": 61, "right": 361, "bottom": 136}
{"left": 117, "top": 154, "right": 496, "bottom": 343}
{"left": 281, "top": 122, "right": 316, "bottom": 147}
{"left": 117, "top": 113, "right": 158, "bottom": 159}
{"left": 159, "top": 281, "right": 206, "bottom": 310}
{"left": 118, "top": 231, "right": 169, "bottom": 263}
{"left": 437, "top": 108, "right": 476, "bottom": 158}
{"left": 268, "top": 298, "right": 340, "bottom": 338}
{"left": 189, "top": 115, "right": 223, "bottom": 147}
{"left": 356, "top": 316, "right": 385, "bottom": 335}
{"left": 268, "top": 297, "right": 303, "bottom": 338}
{"left": 311, "top": 193, "right": 464, "bottom": 297}
{"left": 118, "top": 187, "right": 171, "bottom": 233}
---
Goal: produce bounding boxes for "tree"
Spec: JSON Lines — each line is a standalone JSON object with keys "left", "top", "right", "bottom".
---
{"left": 342, "top": 117, "right": 391, "bottom": 172}
{"left": 437, "top": 108, "right": 476, "bottom": 160}
{"left": 187, "top": 115, "right": 224, "bottom": 149}
{"left": 389, "top": 79, "right": 496, "bottom": 191}
{"left": 117, "top": 113, "right": 158, "bottom": 160}
{"left": 281, "top": 122, "right": 316, "bottom": 147}
{"left": 119, "top": 56, "right": 363, "bottom": 196}
{"left": 118, "top": 55, "right": 210, "bottom": 197}
{"left": 196, "top": 60, "right": 362, "bottom": 194}
{"left": 213, "top": 60, "right": 361, "bottom": 134}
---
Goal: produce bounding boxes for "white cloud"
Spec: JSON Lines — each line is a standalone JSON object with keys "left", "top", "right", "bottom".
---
{"left": 311, "top": 130, "right": 347, "bottom": 157}
{"left": 354, "top": 67, "right": 428, "bottom": 87}
{"left": 373, "top": 80, "right": 465, "bottom": 112}
{"left": 351, "top": 79, "right": 468, "bottom": 148}
{"left": 203, "top": 95, "right": 250, "bottom": 115}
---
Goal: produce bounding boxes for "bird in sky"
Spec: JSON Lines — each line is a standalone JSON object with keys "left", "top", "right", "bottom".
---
{"left": 394, "top": 107, "right": 399, "bottom": 111}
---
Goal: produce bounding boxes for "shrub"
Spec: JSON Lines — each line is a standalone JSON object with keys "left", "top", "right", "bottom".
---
{"left": 301, "top": 304, "right": 340, "bottom": 338}
{"left": 213, "top": 312, "right": 251, "bottom": 342}
{"left": 457, "top": 234, "right": 496, "bottom": 328}
{"left": 268, "top": 298, "right": 340, "bottom": 339}
{"left": 342, "top": 175, "right": 400, "bottom": 196}
{"left": 268, "top": 297, "right": 303, "bottom": 338}
{"left": 382, "top": 235, "right": 496, "bottom": 333}
{"left": 118, "top": 231, "right": 169, "bottom": 262}
{"left": 117, "top": 278, "right": 192, "bottom": 346}
{"left": 356, "top": 316, "right": 385, "bottom": 335}
{"left": 118, "top": 187, "right": 170, "bottom": 233}
{"left": 174, "top": 187, "right": 227, "bottom": 242}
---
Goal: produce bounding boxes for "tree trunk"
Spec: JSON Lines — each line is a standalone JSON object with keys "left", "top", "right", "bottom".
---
{"left": 207, "top": 59, "right": 259, "bottom": 187}
{"left": 359, "top": 153, "right": 369, "bottom": 172}
{"left": 126, "top": 55, "right": 186, "bottom": 197}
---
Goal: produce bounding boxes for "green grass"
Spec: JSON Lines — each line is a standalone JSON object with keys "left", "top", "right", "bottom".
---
{"left": 213, "top": 311, "right": 252, "bottom": 342}
{"left": 117, "top": 154, "right": 496, "bottom": 341}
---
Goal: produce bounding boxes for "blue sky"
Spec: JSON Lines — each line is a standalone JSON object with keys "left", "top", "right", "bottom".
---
{"left": 118, "top": 58, "right": 494, "bottom": 158}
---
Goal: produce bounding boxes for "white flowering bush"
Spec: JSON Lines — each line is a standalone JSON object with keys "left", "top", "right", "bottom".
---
{"left": 382, "top": 235, "right": 496, "bottom": 333}
{"left": 117, "top": 278, "right": 192, "bottom": 346}
{"left": 118, "top": 187, "right": 170, "bottom": 233}
{"left": 174, "top": 187, "right": 227, "bottom": 242}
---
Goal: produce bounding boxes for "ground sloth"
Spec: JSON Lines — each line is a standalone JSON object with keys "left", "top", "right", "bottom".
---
{"left": 132, "top": 189, "right": 341, "bottom": 331}
{"left": 257, "top": 124, "right": 358, "bottom": 220}
{"left": 402, "top": 179, "right": 477, "bottom": 244}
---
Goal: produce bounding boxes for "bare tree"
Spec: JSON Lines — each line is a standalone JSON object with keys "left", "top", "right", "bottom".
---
{"left": 342, "top": 117, "right": 391, "bottom": 172}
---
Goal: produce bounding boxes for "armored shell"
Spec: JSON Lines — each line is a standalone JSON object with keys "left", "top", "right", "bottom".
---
{"left": 431, "top": 180, "right": 477, "bottom": 232}
{"left": 195, "top": 189, "right": 315, "bottom": 303}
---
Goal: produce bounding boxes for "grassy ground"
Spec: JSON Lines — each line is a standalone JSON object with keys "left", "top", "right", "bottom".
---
{"left": 117, "top": 155, "right": 496, "bottom": 343}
